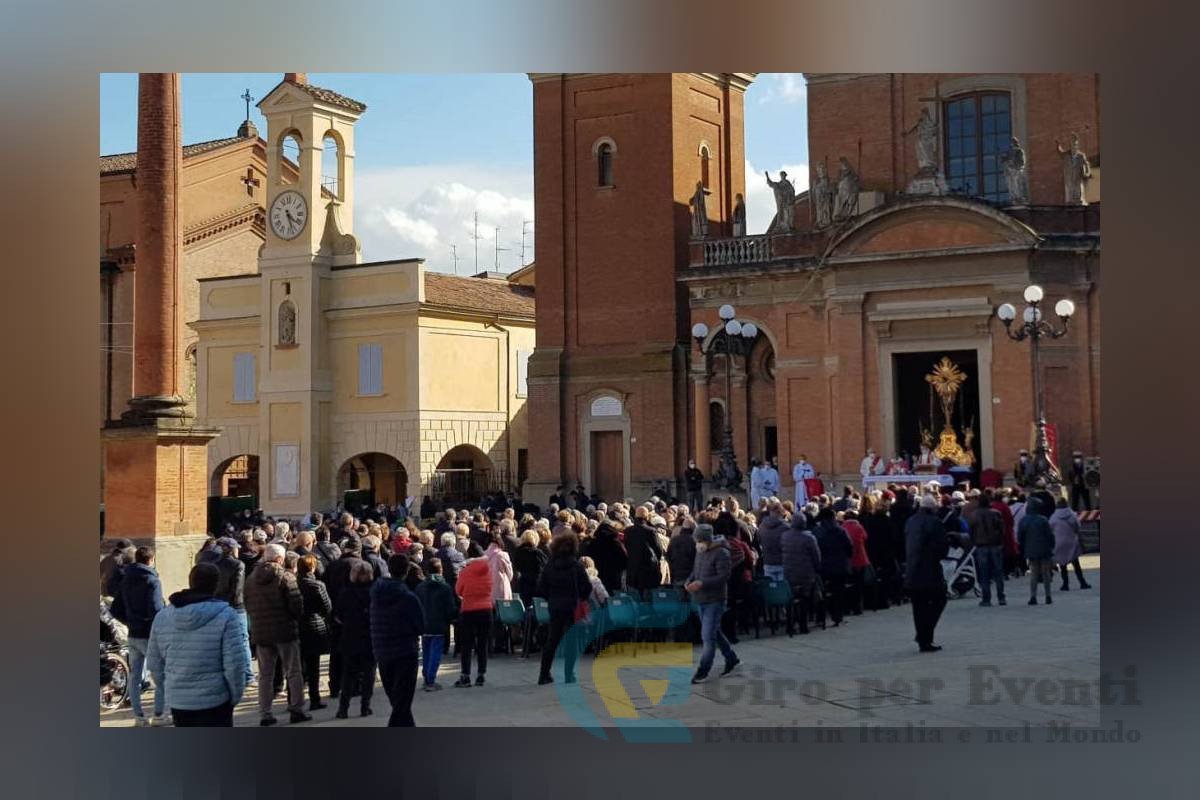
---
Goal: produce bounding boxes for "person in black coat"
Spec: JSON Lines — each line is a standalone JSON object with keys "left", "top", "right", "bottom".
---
{"left": 512, "top": 531, "right": 550, "bottom": 606}
{"left": 111, "top": 546, "right": 166, "bottom": 724}
{"left": 313, "top": 528, "right": 341, "bottom": 572}
{"left": 812, "top": 507, "right": 853, "bottom": 626}
{"left": 361, "top": 535, "right": 390, "bottom": 580}
{"left": 904, "top": 493, "right": 952, "bottom": 652}
{"left": 861, "top": 495, "right": 896, "bottom": 609}
{"left": 333, "top": 562, "right": 376, "bottom": 718}
{"left": 535, "top": 532, "right": 593, "bottom": 685}
{"left": 623, "top": 509, "right": 665, "bottom": 596}
{"left": 296, "top": 555, "right": 332, "bottom": 710}
{"left": 888, "top": 488, "right": 915, "bottom": 581}
{"left": 323, "top": 540, "right": 368, "bottom": 701}
{"left": 582, "top": 520, "right": 627, "bottom": 594}
{"left": 213, "top": 538, "right": 246, "bottom": 611}
{"left": 369, "top": 554, "right": 427, "bottom": 727}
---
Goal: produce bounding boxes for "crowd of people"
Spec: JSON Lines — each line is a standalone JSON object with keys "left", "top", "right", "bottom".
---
{"left": 100, "top": 478, "right": 1092, "bottom": 727}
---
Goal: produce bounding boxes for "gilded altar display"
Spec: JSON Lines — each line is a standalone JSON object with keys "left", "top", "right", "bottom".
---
{"left": 925, "top": 356, "right": 975, "bottom": 467}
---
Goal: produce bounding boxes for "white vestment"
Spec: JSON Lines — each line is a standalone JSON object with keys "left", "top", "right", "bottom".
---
{"left": 749, "top": 465, "right": 765, "bottom": 507}
{"left": 859, "top": 454, "right": 883, "bottom": 486}
{"left": 761, "top": 466, "right": 780, "bottom": 498}
{"left": 792, "top": 461, "right": 815, "bottom": 506}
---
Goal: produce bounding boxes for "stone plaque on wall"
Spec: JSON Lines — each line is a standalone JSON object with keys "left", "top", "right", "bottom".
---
{"left": 273, "top": 443, "right": 300, "bottom": 497}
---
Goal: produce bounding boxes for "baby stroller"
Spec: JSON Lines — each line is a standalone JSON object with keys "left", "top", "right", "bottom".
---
{"left": 942, "top": 543, "right": 979, "bottom": 599}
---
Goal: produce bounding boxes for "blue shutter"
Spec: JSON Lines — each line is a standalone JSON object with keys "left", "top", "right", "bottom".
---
{"left": 370, "top": 344, "right": 383, "bottom": 395}
{"left": 358, "top": 344, "right": 371, "bottom": 395}
{"left": 233, "top": 352, "right": 255, "bottom": 402}
{"left": 358, "top": 343, "right": 382, "bottom": 395}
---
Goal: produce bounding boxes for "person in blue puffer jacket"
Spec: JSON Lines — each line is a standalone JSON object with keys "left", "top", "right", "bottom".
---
{"left": 146, "top": 562, "right": 250, "bottom": 727}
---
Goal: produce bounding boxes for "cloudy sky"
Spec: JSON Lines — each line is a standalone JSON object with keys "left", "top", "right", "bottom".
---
{"left": 100, "top": 73, "right": 809, "bottom": 274}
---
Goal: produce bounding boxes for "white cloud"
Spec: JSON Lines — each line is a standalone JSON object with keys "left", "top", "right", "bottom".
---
{"left": 757, "top": 73, "right": 808, "bottom": 105}
{"left": 744, "top": 159, "right": 808, "bottom": 234}
{"left": 354, "top": 164, "right": 534, "bottom": 274}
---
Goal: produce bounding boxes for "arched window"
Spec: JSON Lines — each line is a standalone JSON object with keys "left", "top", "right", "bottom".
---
{"left": 590, "top": 394, "right": 623, "bottom": 417}
{"left": 321, "top": 132, "right": 342, "bottom": 199}
{"left": 279, "top": 131, "right": 302, "bottom": 185}
{"left": 597, "top": 142, "right": 614, "bottom": 188}
{"left": 709, "top": 400, "right": 725, "bottom": 452}
{"left": 944, "top": 92, "right": 1012, "bottom": 203}
{"left": 699, "top": 144, "right": 712, "bottom": 189}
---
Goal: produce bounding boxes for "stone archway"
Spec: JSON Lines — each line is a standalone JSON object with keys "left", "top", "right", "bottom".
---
{"left": 211, "top": 454, "right": 260, "bottom": 498}
{"left": 336, "top": 452, "right": 408, "bottom": 510}
{"left": 432, "top": 444, "right": 497, "bottom": 506}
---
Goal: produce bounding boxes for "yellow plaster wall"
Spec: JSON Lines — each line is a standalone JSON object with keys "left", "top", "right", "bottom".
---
{"left": 421, "top": 329, "right": 501, "bottom": 412}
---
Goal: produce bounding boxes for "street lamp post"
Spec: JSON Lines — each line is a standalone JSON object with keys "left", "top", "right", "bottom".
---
{"left": 995, "top": 284, "right": 1076, "bottom": 488}
{"left": 692, "top": 304, "right": 759, "bottom": 492}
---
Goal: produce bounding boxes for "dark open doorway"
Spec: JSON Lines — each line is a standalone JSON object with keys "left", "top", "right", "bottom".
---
{"left": 893, "top": 349, "right": 981, "bottom": 464}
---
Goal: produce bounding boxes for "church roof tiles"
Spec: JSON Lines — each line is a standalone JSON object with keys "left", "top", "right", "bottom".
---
{"left": 100, "top": 135, "right": 250, "bottom": 175}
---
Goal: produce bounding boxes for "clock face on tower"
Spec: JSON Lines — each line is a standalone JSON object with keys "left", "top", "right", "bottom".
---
{"left": 269, "top": 190, "right": 308, "bottom": 240}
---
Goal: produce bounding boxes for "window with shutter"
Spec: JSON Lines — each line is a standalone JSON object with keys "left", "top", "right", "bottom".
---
{"left": 516, "top": 349, "right": 531, "bottom": 398}
{"left": 233, "top": 352, "right": 256, "bottom": 402}
{"left": 358, "top": 343, "right": 383, "bottom": 396}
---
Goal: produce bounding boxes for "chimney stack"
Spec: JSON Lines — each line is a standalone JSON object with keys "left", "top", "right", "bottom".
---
{"left": 284, "top": 72, "right": 308, "bottom": 85}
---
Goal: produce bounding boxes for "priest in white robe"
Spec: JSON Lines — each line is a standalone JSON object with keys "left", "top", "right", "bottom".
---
{"left": 859, "top": 448, "right": 884, "bottom": 488}
{"left": 761, "top": 459, "right": 781, "bottom": 500}
{"left": 792, "top": 455, "right": 815, "bottom": 506}
{"left": 749, "top": 459, "right": 766, "bottom": 508}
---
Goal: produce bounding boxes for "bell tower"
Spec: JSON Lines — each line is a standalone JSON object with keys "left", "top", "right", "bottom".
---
{"left": 523, "top": 73, "right": 754, "bottom": 505}
{"left": 253, "top": 73, "right": 367, "bottom": 514}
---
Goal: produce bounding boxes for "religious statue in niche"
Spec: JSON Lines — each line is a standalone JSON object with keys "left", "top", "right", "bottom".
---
{"left": 999, "top": 136, "right": 1030, "bottom": 205}
{"left": 1055, "top": 133, "right": 1092, "bottom": 206}
{"left": 689, "top": 181, "right": 711, "bottom": 238}
{"left": 764, "top": 170, "right": 796, "bottom": 233}
{"left": 811, "top": 161, "right": 833, "bottom": 229}
{"left": 278, "top": 299, "right": 297, "bottom": 346}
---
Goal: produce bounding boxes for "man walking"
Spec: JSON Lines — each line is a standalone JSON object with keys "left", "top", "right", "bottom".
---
{"left": 370, "top": 553, "right": 426, "bottom": 726}
{"left": 244, "top": 543, "right": 310, "bottom": 725}
{"left": 685, "top": 524, "right": 740, "bottom": 683}
{"left": 969, "top": 491, "right": 1007, "bottom": 606}
{"left": 146, "top": 563, "right": 250, "bottom": 727}
{"left": 112, "top": 546, "right": 165, "bottom": 725}
{"left": 904, "top": 494, "right": 951, "bottom": 652}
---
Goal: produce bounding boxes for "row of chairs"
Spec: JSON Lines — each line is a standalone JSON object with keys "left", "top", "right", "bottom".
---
{"left": 490, "top": 579, "right": 813, "bottom": 660}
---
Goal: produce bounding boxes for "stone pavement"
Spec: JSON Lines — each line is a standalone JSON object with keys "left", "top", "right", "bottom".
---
{"left": 101, "top": 556, "right": 1100, "bottom": 729}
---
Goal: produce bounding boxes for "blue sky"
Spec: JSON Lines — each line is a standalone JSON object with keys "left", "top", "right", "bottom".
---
{"left": 100, "top": 73, "right": 809, "bottom": 273}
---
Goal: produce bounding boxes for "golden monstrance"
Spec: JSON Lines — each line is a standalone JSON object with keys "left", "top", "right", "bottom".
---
{"left": 924, "top": 356, "right": 975, "bottom": 466}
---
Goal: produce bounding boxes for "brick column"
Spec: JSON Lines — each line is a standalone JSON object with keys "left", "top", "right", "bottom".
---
{"left": 128, "top": 73, "right": 186, "bottom": 419}
{"left": 102, "top": 73, "right": 220, "bottom": 594}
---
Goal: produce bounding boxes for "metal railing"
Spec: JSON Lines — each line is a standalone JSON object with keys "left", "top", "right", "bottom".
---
{"left": 702, "top": 235, "right": 771, "bottom": 266}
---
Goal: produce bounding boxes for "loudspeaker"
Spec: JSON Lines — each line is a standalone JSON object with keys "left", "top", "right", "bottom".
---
{"left": 1083, "top": 457, "right": 1100, "bottom": 488}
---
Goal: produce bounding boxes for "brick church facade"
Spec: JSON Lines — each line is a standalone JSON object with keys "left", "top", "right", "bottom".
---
{"left": 523, "top": 73, "right": 1099, "bottom": 503}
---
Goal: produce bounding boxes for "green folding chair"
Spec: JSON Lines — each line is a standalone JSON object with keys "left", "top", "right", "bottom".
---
{"left": 495, "top": 598, "right": 527, "bottom": 656}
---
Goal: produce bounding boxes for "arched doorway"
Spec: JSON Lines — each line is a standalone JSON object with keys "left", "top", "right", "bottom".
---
{"left": 432, "top": 445, "right": 497, "bottom": 506}
{"left": 212, "top": 454, "right": 260, "bottom": 498}
{"left": 337, "top": 453, "right": 408, "bottom": 511}
{"left": 209, "top": 454, "right": 259, "bottom": 534}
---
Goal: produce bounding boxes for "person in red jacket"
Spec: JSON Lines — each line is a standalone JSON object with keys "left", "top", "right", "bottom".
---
{"left": 993, "top": 490, "right": 1022, "bottom": 577}
{"left": 843, "top": 507, "right": 872, "bottom": 614}
{"left": 453, "top": 558, "right": 493, "bottom": 687}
